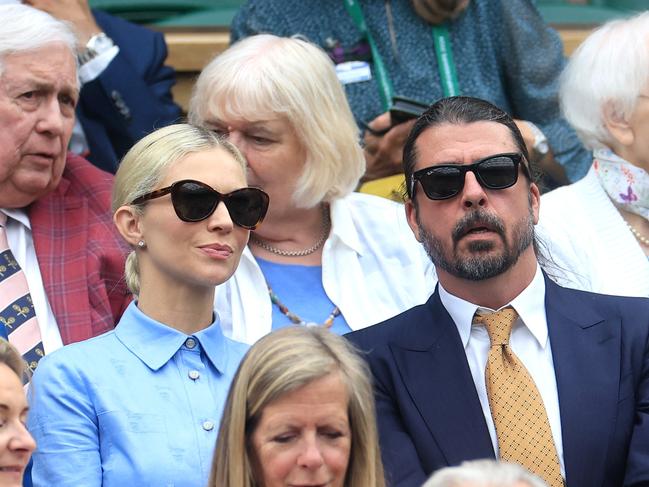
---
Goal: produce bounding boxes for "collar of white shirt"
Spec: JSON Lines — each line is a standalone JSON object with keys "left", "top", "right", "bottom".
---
{"left": 439, "top": 264, "right": 548, "bottom": 349}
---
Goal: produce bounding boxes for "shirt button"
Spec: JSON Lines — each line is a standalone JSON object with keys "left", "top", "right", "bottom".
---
{"left": 185, "top": 338, "right": 196, "bottom": 349}
{"left": 202, "top": 420, "right": 215, "bottom": 431}
{"left": 188, "top": 370, "right": 200, "bottom": 380}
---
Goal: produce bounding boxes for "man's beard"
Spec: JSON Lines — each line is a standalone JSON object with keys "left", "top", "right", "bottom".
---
{"left": 417, "top": 207, "right": 535, "bottom": 281}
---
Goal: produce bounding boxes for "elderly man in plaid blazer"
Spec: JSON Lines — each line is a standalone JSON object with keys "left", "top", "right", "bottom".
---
{"left": 0, "top": 4, "right": 130, "bottom": 356}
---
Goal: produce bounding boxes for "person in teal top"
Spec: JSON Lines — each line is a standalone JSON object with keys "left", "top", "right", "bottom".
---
{"left": 231, "top": 0, "right": 589, "bottom": 185}
{"left": 27, "top": 124, "right": 269, "bottom": 486}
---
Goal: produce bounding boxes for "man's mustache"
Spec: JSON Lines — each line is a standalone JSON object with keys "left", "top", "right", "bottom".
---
{"left": 452, "top": 210, "right": 506, "bottom": 244}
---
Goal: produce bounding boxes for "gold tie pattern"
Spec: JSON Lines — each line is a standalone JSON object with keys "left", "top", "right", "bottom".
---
{"left": 473, "top": 307, "right": 563, "bottom": 487}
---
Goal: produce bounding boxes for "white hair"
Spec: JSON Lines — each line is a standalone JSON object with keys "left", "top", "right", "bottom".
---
{"left": 559, "top": 11, "right": 649, "bottom": 149}
{"left": 189, "top": 34, "right": 365, "bottom": 209}
{"left": 423, "top": 460, "right": 548, "bottom": 487}
{"left": 0, "top": 4, "right": 77, "bottom": 77}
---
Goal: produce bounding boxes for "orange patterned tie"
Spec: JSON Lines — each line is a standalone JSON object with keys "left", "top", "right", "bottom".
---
{"left": 473, "top": 307, "right": 563, "bottom": 487}
{"left": 0, "top": 213, "right": 44, "bottom": 375}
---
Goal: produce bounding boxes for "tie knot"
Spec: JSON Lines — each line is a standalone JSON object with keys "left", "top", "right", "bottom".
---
{"left": 473, "top": 306, "right": 518, "bottom": 346}
{"left": 0, "top": 212, "right": 6, "bottom": 227}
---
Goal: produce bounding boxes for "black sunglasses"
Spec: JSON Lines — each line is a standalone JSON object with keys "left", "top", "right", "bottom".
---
{"left": 131, "top": 179, "right": 270, "bottom": 230}
{"left": 410, "top": 153, "right": 530, "bottom": 200}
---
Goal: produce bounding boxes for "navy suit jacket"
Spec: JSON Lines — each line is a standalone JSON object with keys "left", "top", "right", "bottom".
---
{"left": 347, "top": 275, "right": 649, "bottom": 487}
{"left": 77, "top": 11, "right": 182, "bottom": 173}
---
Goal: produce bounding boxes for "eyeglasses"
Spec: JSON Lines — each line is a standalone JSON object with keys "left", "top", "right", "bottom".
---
{"left": 131, "top": 179, "right": 270, "bottom": 230}
{"left": 410, "top": 153, "right": 530, "bottom": 200}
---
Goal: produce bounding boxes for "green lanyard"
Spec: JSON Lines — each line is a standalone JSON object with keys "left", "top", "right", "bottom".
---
{"left": 343, "top": 0, "right": 393, "bottom": 110}
{"left": 343, "top": 0, "right": 460, "bottom": 109}
{"left": 431, "top": 25, "right": 460, "bottom": 97}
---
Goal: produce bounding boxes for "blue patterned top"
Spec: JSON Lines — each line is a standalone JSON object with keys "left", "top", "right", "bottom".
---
{"left": 231, "top": 0, "right": 590, "bottom": 181}
{"left": 28, "top": 301, "right": 248, "bottom": 487}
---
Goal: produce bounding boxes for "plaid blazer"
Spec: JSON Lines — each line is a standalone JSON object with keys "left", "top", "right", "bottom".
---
{"left": 28, "top": 153, "right": 131, "bottom": 345}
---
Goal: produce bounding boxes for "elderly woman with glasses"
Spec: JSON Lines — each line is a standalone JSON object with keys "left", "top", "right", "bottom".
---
{"left": 537, "top": 12, "right": 649, "bottom": 296}
{"left": 189, "top": 34, "right": 436, "bottom": 344}
{"left": 27, "top": 124, "right": 268, "bottom": 486}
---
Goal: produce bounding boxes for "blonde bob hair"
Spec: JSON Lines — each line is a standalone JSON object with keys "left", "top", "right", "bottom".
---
{"left": 0, "top": 338, "right": 28, "bottom": 383}
{"left": 560, "top": 11, "right": 649, "bottom": 150}
{"left": 208, "top": 326, "right": 385, "bottom": 487}
{"left": 112, "top": 123, "right": 247, "bottom": 296}
{"left": 188, "top": 34, "right": 365, "bottom": 209}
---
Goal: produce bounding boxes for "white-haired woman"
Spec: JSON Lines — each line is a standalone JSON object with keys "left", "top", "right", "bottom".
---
{"left": 423, "top": 460, "right": 547, "bottom": 487}
{"left": 189, "top": 34, "right": 436, "bottom": 344}
{"left": 28, "top": 124, "right": 269, "bottom": 486}
{"left": 538, "top": 11, "right": 649, "bottom": 296}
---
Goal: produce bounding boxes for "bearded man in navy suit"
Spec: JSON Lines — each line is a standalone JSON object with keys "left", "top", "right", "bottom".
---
{"left": 347, "top": 96, "right": 649, "bottom": 487}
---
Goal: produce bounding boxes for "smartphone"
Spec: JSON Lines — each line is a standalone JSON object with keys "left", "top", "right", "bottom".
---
{"left": 389, "top": 96, "right": 429, "bottom": 126}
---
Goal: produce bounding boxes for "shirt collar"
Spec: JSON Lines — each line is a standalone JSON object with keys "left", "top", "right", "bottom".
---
{"left": 1, "top": 208, "right": 31, "bottom": 230}
{"left": 115, "top": 301, "right": 228, "bottom": 372}
{"left": 439, "top": 264, "right": 548, "bottom": 348}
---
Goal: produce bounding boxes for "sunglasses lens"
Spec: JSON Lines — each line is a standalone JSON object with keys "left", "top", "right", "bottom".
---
{"left": 224, "top": 188, "right": 270, "bottom": 229}
{"left": 477, "top": 156, "right": 518, "bottom": 189}
{"left": 172, "top": 181, "right": 218, "bottom": 222}
{"left": 420, "top": 166, "right": 464, "bottom": 200}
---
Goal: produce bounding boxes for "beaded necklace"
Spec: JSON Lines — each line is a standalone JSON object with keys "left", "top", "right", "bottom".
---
{"left": 267, "top": 284, "right": 340, "bottom": 328}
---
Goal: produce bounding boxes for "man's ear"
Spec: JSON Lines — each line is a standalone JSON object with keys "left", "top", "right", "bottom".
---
{"left": 405, "top": 199, "right": 423, "bottom": 242}
{"left": 113, "top": 205, "right": 143, "bottom": 247}
{"left": 603, "top": 101, "right": 634, "bottom": 148}
{"left": 529, "top": 182, "right": 541, "bottom": 225}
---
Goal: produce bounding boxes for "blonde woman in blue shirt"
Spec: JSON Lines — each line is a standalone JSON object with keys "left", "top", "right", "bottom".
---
{"left": 27, "top": 124, "right": 269, "bottom": 486}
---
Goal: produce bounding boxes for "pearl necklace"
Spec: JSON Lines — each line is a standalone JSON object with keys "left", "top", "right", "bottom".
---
{"left": 250, "top": 205, "right": 331, "bottom": 257}
{"left": 625, "top": 221, "right": 649, "bottom": 246}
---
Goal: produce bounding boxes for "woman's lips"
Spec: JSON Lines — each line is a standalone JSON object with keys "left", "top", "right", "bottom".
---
{"left": 199, "top": 243, "right": 233, "bottom": 259}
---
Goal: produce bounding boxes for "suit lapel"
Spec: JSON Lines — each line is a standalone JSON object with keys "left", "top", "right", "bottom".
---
{"left": 391, "top": 291, "right": 495, "bottom": 464}
{"left": 545, "top": 276, "right": 619, "bottom": 487}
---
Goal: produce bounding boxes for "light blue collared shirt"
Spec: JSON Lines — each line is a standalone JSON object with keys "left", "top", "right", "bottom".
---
{"left": 28, "top": 302, "right": 248, "bottom": 487}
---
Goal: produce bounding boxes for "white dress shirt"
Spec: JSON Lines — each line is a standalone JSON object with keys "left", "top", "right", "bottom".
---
{"left": 439, "top": 265, "right": 565, "bottom": 475}
{"left": 1, "top": 209, "right": 63, "bottom": 354}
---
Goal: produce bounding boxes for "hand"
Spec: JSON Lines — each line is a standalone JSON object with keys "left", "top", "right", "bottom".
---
{"left": 24, "top": 0, "right": 101, "bottom": 45}
{"left": 513, "top": 119, "right": 536, "bottom": 155}
{"left": 362, "top": 112, "right": 416, "bottom": 182}
{"left": 514, "top": 119, "right": 569, "bottom": 186}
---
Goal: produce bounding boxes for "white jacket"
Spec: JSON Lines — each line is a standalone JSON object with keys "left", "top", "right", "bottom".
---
{"left": 215, "top": 192, "right": 438, "bottom": 344}
{"left": 537, "top": 165, "right": 649, "bottom": 297}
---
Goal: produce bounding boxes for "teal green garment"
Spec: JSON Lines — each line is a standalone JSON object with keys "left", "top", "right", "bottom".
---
{"left": 28, "top": 301, "right": 248, "bottom": 487}
{"left": 231, "top": 0, "right": 591, "bottom": 182}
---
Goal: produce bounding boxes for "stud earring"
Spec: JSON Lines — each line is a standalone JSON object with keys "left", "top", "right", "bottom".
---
{"left": 137, "top": 240, "right": 146, "bottom": 248}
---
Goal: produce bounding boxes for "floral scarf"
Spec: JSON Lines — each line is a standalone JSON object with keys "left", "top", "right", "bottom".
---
{"left": 593, "top": 148, "right": 649, "bottom": 220}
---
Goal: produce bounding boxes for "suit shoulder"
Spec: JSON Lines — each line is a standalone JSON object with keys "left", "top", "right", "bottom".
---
{"left": 346, "top": 301, "right": 432, "bottom": 351}
{"left": 553, "top": 283, "right": 649, "bottom": 327}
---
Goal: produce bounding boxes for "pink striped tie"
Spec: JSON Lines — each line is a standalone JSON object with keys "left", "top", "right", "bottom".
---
{"left": 0, "top": 213, "right": 44, "bottom": 373}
